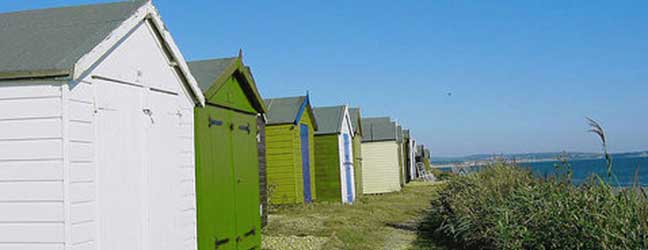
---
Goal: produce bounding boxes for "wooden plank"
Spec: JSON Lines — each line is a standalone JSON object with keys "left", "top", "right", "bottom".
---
{"left": 0, "top": 83, "right": 61, "bottom": 100}
{"left": 0, "top": 243, "right": 64, "bottom": 250}
{"left": 70, "top": 202, "right": 94, "bottom": 224}
{"left": 0, "top": 98, "right": 61, "bottom": 120}
{"left": 70, "top": 221, "right": 95, "bottom": 245}
{"left": 69, "top": 143, "right": 93, "bottom": 162}
{"left": 0, "top": 160, "right": 62, "bottom": 181}
{"left": 0, "top": 140, "right": 61, "bottom": 161}
{"left": 0, "top": 223, "right": 64, "bottom": 242}
{"left": 0, "top": 182, "right": 63, "bottom": 201}
{"left": 68, "top": 82, "right": 94, "bottom": 103}
{"left": 70, "top": 183, "right": 94, "bottom": 204}
{"left": 0, "top": 118, "right": 61, "bottom": 140}
{"left": 68, "top": 102, "right": 93, "bottom": 123}
{"left": 69, "top": 240, "right": 95, "bottom": 250}
{"left": 69, "top": 121, "right": 93, "bottom": 142}
{"left": 70, "top": 162, "right": 93, "bottom": 183}
{"left": 0, "top": 202, "right": 64, "bottom": 222}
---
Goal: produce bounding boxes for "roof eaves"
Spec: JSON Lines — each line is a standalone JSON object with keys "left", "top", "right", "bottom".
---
{"left": 0, "top": 69, "right": 71, "bottom": 81}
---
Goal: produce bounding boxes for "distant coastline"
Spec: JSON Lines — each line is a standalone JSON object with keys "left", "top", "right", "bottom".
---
{"left": 431, "top": 151, "right": 648, "bottom": 168}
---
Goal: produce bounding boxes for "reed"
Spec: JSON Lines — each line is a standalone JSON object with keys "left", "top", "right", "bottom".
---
{"left": 418, "top": 119, "right": 648, "bottom": 249}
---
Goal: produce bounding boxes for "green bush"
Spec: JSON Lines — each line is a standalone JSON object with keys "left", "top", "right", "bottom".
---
{"left": 430, "top": 168, "right": 457, "bottom": 181}
{"left": 419, "top": 163, "right": 648, "bottom": 250}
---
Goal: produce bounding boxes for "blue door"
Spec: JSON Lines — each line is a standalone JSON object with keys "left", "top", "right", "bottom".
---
{"left": 300, "top": 124, "right": 312, "bottom": 203}
{"left": 343, "top": 133, "right": 354, "bottom": 203}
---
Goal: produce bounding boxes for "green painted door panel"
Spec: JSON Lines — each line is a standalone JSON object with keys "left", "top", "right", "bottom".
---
{"left": 352, "top": 136, "right": 363, "bottom": 195}
{"left": 231, "top": 111, "right": 262, "bottom": 249}
{"left": 195, "top": 106, "right": 237, "bottom": 250}
{"left": 210, "top": 76, "right": 256, "bottom": 113}
{"left": 196, "top": 106, "right": 262, "bottom": 250}
{"left": 314, "top": 135, "right": 341, "bottom": 202}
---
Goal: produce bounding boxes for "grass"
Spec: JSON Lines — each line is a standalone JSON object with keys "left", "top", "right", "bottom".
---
{"left": 262, "top": 182, "right": 446, "bottom": 250}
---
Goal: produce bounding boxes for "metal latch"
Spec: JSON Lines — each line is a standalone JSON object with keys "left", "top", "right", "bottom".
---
{"left": 143, "top": 109, "right": 154, "bottom": 123}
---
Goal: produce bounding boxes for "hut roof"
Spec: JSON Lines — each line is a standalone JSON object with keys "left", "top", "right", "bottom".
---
{"left": 0, "top": 1, "right": 145, "bottom": 78}
{"left": 188, "top": 56, "right": 266, "bottom": 113}
{"left": 313, "top": 105, "right": 347, "bottom": 135}
{"left": 349, "top": 107, "right": 363, "bottom": 136}
{"left": 361, "top": 117, "right": 397, "bottom": 142}
{"left": 264, "top": 96, "right": 318, "bottom": 130}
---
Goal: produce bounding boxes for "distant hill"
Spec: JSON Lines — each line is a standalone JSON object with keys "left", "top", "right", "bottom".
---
{"left": 431, "top": 151, "right": 648, "bottom": 165}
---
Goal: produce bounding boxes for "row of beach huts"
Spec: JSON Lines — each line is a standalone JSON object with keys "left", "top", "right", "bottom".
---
{"left": 0, "top": 1, "right": 433, "bottom": 250}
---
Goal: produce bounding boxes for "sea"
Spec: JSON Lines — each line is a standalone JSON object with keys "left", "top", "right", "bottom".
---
{"left": 520, "top": 157, "right": 648, "bottom": 186}
{"left": 438, "top": 156, "right": 648, "bottom": 187}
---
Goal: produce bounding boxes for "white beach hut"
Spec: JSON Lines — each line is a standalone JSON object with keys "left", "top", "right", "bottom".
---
{"left": 0, "top": 1, "right": 204, "bottom": 249}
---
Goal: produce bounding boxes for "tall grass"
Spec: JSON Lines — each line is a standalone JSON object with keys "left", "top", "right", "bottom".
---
{"left": 418, "top": 119, "right": 648, "bottom": 249}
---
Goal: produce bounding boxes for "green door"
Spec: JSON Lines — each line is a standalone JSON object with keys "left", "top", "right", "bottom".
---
{"left": 196, "top": 106, "right": 262, "bottom": 250}
{"left": 231, "top": 111, "right": 262, "bottom": 249}
{"left": 195, "top": 106, "right": 237, "bottom": 250}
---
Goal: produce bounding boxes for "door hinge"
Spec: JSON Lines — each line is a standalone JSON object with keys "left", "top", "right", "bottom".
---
{"left": 238, "top": 123, "right": 251, "bottom": 134}
{"left": 214, "top": 238, "right": 229, "bottom": 249}
{"left": 209, "top": 117, "right": 223, "bottom": 128}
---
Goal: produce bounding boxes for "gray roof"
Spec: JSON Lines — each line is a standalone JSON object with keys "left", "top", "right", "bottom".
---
{"left": 187, "top": 57, "right": 237, "bottom": 92}
{"left": 0, "top": 1, "right": 145, "bottom": 77}
{"left": 264, "top": 96, "right": 307, "bottom": 125}
{"left": 349, "top": 108, "right": 362, "bottom": 135}
{"left": 313, "top": 106, "right": 345, "bottom": 135}
{"left": 362, "top": 117, "right": 396, "bottom": 142}
{"left": 396, "top": 125, "right": 403, "bottom": 143}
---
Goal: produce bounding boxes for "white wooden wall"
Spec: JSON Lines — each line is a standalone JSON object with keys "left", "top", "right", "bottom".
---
{"left": 0, "top": 81, "right": 66, "bottom": 250}
{"left": 72, "top": 18, "right": 197, "bottom": 250}
{"left": 0, "top": 13, "right": 197, "bottom": 250}
{"left": 337, "top": 108, "right": 355, "bottom": 203}
{"left": 361, "top": 141, "right": 401, "bottom": 194}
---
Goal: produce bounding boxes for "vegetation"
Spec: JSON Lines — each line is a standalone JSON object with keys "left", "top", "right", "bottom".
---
{"left": 263, "top": 182, "right": 445, "bottom": 250}
{"left": 417, "top": 119, "right": 648, "bottom": 250}
{"left": 430, "top": 168, "right": 457, "bottom": 181}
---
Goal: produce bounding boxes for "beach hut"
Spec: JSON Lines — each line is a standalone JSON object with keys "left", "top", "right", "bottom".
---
{"left": 396, "top": 124, "right": 405, "bottom": 186}
{"left": 403, "top": 130, "right": 417, "bottom": 181}
{"left": 257, "top": 114, "right": 269, "bottom": 227}
{"left": 188, "top": 55, "right": 266, "bottom": 250}
{"left": 361, "top": 117, "right": 402, "bottom": 194}
{"left": 349, "top": 108, "right": 364, "bottom": 195}
{"left": 264, "top": 96, "right": 319, "bottom": 204}
{"left": 0, "top": 1, "right": 204, "bottom": 249}
{"left": 312, "top": 105, "right": 356, "bottom": 203}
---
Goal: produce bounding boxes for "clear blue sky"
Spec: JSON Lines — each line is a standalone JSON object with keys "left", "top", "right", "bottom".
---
{"left": 4, "top": 0, "right": 648, "bottom": 156}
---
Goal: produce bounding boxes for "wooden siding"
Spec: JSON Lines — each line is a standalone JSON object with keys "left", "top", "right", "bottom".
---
{"left": 265, "top": 106, "right": 317, "bottom": 204}
{"left": 65, "top": 81, "right": 97, "bottom": 250}
{"left": 257, "top": 116, "right": 268, "bottom": 227}
{"left": 352, "top": 135, "right": 363, "bottom": 195}
{"left": 0, "top": 82, "right": 65, "bottom": 249}
{"left": 298, "top": 108, "right": 317, "bottom": 201}
{"left": 314, "top": 134, "right": 341, "bottom": 202}
{"left": 361, "top": 141, "right": 401, "bottom": 194}
{"left": 265, "top": 124, "right": 300, "bottom": 204}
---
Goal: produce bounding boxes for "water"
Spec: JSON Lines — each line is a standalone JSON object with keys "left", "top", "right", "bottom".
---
{"left": 520, "top": 157, "right": 648, "bottom": 186}
{"left": 436, "top": 156, "right": 648, "bottom": 186}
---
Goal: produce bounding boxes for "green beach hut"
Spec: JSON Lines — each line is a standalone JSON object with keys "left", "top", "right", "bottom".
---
{"left": 189, "top": 55, "right": 266, "bottom": 250}
{"left": 313, "top": 105, "right": 356, "bottom": 203}
{"left": 264, "top": 96, "right": 319, "bottom": 204}
{"left": 349, "top": 108, "right": 364, "bottom": 195}
{"left": 396, "top": 124, "right": 405, "bottom": 186}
